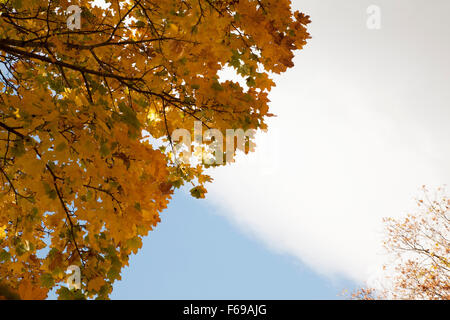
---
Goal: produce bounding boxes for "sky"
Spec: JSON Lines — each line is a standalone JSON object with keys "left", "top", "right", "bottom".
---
{"left": 207, "top": 0, "right": 450, "bottom": 284}
{"left": 106, "top": 0, "right": 450, "bottom": 299}
{"left": 209, "top": 0, "right": 450, "bottom": 284}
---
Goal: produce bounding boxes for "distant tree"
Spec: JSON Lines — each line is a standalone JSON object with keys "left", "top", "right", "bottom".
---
{"left": 353, "top": 187, "right": 450, "bottom": 300}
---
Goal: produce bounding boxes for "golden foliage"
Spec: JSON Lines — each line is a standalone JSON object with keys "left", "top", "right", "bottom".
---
{"left": 0, "top": 0, "right": 310, "bottom": 299}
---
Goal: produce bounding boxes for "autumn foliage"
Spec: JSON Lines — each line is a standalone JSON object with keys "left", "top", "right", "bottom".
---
{"left": 0, "top": 0, "right": 310, "bottom": 299}
{"left": 353, "top": 187, "right": 450, "bottom": 300}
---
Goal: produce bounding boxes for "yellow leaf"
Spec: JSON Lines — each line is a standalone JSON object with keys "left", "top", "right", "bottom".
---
{"left": 18, "top": 280, "right": 48, "bottom": 300}
{"left": 87, "top": 277, "right": 105, "bottom": 292}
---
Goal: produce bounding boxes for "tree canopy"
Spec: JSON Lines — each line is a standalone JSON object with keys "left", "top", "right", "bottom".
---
{"left": 0, "top": 0, "right": 310, "bottom": 299}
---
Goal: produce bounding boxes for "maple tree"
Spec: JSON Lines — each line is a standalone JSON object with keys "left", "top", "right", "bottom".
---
{"left": 0, "top": 0, "right": 310, "bottom": 299}
{"left": 352, "top": 187, "right": 450, "bottom": 300}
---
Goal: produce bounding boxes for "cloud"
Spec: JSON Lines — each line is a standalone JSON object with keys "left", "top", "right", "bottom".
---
{"left": 203, "top": 0, "right": 450, "bottom": 283}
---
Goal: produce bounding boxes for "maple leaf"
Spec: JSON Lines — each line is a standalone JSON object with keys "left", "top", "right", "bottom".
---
{"left": 18, "top": 280, "right": 48, "bottom": 300}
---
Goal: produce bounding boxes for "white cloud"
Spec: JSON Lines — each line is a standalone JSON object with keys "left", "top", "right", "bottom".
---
{"left": 202, "top": 0, "right": 450, "bottom": 284}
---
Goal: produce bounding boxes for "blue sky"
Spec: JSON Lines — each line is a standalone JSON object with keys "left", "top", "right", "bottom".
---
{"left": 110, "top": 190, "right": 356, "bottom": 299}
